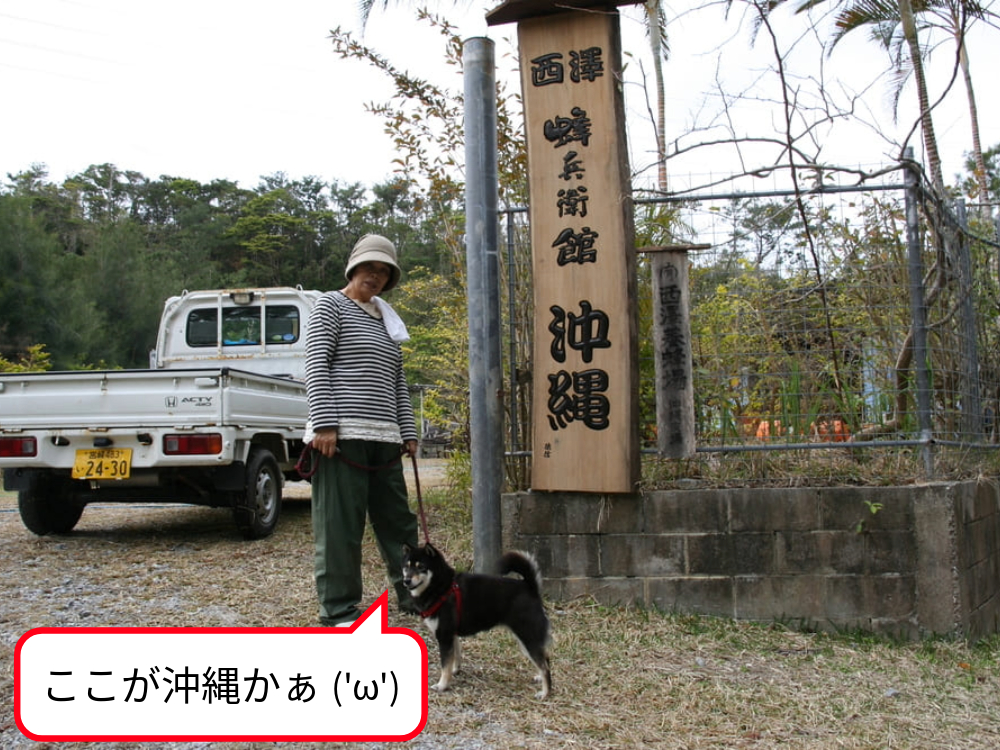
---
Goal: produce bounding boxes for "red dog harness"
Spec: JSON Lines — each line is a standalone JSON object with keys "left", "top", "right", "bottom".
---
{"left": 420, "top": 581, "right": 462, "bottom": 625}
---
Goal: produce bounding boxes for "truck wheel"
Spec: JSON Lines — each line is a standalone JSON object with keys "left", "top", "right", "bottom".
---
{"left": 18, "top": 471, "right": 86, "bottom": 535}
{"left": 234, "top": 448, "right": 282, "bottom": 540}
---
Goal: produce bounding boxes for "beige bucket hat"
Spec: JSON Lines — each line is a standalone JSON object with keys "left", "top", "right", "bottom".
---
{"left": 344, "top": 234, "right": 401, "bottom": 292}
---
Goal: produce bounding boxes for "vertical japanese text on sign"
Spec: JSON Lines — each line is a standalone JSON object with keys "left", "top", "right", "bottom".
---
{"left": 518, "top": 9, "right": 639, "bottom": 493}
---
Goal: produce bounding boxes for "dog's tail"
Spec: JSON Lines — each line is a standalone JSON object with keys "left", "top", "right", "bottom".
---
{"left": 498, "top": 551, "right": 543, "bottom": 596}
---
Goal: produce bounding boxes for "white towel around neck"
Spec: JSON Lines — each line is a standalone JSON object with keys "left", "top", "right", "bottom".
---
{"left": 372, "top": 296, "right": 410, "bottom": 342}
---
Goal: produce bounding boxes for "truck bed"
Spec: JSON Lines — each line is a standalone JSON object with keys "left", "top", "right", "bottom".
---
{"left": 1, "top": 286, "right": 319, "bottom": 539}
{"left": 0, "top": 367, "right": 307, "bottom": 431}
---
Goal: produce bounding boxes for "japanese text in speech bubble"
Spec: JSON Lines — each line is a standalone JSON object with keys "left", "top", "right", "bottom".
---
{"left": 15, "top": 591, "right": 427, "bottom": 742}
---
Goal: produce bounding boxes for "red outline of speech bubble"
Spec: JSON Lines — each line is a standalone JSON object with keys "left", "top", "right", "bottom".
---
{"left": 15, "top": 590, "right": 428, "bottom": 742}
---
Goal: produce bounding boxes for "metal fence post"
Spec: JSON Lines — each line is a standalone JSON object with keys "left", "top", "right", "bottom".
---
{"left": 505, "top": 209, "right": 520, "bottom": 458}
{"left": 464, "top": 36, "right": 503, "bottom": 572}
{"left": 903, "top": 148, "right": 935, "bottom": 477}
{"left": 954, "top": 199, "right": 983, "bottom": 440}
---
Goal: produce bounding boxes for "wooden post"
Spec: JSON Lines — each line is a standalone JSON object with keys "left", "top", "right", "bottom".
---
{"left": 640, "top": 245, "right": 708, "bottom": 458}
{"left": 489, "top": 1, "right": 643, "bottom": 493}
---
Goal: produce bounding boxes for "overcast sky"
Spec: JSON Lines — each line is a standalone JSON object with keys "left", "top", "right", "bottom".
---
{"left": 2, "top": 0, "right": 467, "bottom": 188}
{"left": 2, "top": 0, "right": 997, "bottom": 193}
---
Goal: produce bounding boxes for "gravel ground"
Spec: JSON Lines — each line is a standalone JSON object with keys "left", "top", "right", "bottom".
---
{"left": 1, "top": 461, "right": 503, "bottom": 750}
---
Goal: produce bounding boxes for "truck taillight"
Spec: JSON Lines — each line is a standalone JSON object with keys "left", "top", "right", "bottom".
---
{"left": 0, "top": 436, "right": 37, "bottom": 457}
{"left": 163, "top": 433, "right": 223, "bottom": 455}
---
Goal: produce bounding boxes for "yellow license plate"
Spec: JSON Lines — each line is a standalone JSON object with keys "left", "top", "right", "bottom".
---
{"left": 72, "top": 448, "right": 132, "bottom": 479}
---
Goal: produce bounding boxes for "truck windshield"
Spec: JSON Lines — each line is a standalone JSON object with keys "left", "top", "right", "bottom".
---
{"left": 186, "top": 305, "right": 302, "bottom": 347}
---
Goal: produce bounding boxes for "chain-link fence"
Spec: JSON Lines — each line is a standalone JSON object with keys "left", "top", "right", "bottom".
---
{"left": 498, "top": 159, "right": 1000, "bottom": 490}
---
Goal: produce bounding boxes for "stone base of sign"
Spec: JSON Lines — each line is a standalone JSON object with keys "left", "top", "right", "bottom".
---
{"left": 501, "top": 480, "right": 1000, "bottom": 641}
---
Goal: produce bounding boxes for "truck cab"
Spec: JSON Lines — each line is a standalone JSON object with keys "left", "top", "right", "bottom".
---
{"left": 152, "top": 287, "right": 321, "bottom": 379}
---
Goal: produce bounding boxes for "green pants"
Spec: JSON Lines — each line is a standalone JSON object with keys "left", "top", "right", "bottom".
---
{"left": 311, "top": 439, "right": 419, "bottom": 625}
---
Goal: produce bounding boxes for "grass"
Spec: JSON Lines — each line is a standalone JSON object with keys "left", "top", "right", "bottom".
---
{"left": 1, "top": 480, "right": 999, "bottom": 749}
{"left": 419, "top": 594, "right": 1000, "bottom": 748}
{"left": 403, "top": 486, "right": 1000, "bottom": 749}
{"left": 637, "top": 446, "right": 1000, "bottom": 490}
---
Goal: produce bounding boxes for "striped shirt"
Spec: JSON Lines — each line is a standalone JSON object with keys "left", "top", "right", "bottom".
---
{"left": 305, "top": 291, "right": 417, "bottom": 443}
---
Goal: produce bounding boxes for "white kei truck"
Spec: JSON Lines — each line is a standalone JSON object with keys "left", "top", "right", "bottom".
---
{"left": 0, "top": 287, "right": 320, "bottom": 539}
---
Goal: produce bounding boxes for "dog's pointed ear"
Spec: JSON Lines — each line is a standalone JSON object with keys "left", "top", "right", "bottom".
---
{"left": 402, "top": 543, "right": 412, "bottom": 556}
{"left": 426, "top": 542, "right": 438, "bottom": 557}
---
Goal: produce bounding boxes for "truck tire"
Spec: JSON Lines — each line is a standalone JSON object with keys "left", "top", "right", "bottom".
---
{"left": 233, "top": 448, "right": 282, "bottom": 540}
{"left": 18, "top": 471, "right": 86, "bottom": 535}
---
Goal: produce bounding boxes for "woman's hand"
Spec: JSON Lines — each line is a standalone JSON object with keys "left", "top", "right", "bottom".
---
{"left": 404, "top": 439, "right": 418, "bottom": 458}
{"left": 312, "top": 428, "right": 338, "bottom": 458}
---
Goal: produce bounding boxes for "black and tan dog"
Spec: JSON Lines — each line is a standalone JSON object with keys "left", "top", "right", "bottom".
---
{"left": 401, "top": 542, "right": 552, "bottom": 699}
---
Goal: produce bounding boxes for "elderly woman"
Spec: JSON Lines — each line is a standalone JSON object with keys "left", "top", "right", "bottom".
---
{"left": 304, "top": 234, "right": 419, "bottom": 626}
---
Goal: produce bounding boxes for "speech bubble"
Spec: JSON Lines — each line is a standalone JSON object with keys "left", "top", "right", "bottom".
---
{"left": 15, "top": 590, "right": 427, "bottom": 742}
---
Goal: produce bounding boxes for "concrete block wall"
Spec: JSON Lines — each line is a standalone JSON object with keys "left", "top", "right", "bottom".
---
{"left": 501, "top": 479, "right": 1000, "bottom": 640}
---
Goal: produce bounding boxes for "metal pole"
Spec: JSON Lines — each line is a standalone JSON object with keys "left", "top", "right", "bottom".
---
{"left": 954, "top": 199, "right": 983, "bottom": 441}
{"left": 464, "top": 37, "right": 503, "bottom": 573}
{"left": 902, "top": 148, "right": 935, "bottom": 478}
{"left": 506, "top": 209, "right": 520, "bottom": 459}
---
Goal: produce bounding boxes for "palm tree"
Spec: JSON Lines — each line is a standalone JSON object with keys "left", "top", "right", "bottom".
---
{"left": 791, "top": 0, "right": 938, "bottom": 190}
{"left": 824, "top": 0, "right": 995, "bottom": 203}
{"left": 360, "top": 0, "right": 400, "bottom": 25}
{"left": 643, "top": 0, "right": 671, "bottom": 192}
{"left": 796, "top": 0, "right": 995, "bottom": 196}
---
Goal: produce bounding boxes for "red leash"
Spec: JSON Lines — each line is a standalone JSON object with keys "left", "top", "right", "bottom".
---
{"left": 419, "top": 580, "right": 461, "bottom": 621}
{"left": 295, "top": 443, "right": 401, "bottom": 478}
{"left": 294, "top": 443, "right": 320, "bottom": 479}
{"left": 295, "top": 443, "right": 431, "bottom": 544}
{"left": 409, "top": 453, "right": 431, "bottom": 545}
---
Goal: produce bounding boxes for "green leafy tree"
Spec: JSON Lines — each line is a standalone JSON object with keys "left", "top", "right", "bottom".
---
{"left": 0, "top": 193, "right": 68, "bottom": 361}
{"left": 391, "top": 266, "right": 469, "bottom": 439}
{"left": 961, "top": 142, "right": 1000, "bottom": 204}
{"left": 63, "top": 163, "right": 146, "bottom": 223}
{"left": 134, "top": 175, "right": 250, "bottom": 289}
{"left": 6, "top": 164, "right": 89, "bottom": 255}
{"left": 0, "top": 344, "right": 52, "bottom": 373}
{"left": 225, "top": 187, "right": 319, "bottom": 286}
{"left": 72, "top": 218, "right": 180, "bottom": 368}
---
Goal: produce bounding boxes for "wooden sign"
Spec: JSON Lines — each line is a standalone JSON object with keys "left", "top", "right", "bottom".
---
{"left": 516, "top": 9, "right": 639, "bottom": 493}
{"left": 651, "top": 251, "right": 695, "bottom": 458}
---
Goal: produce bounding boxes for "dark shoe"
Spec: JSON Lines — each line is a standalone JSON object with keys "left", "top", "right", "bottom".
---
{"left": 320, "top": 607, "right": 360, "bottom": 627}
